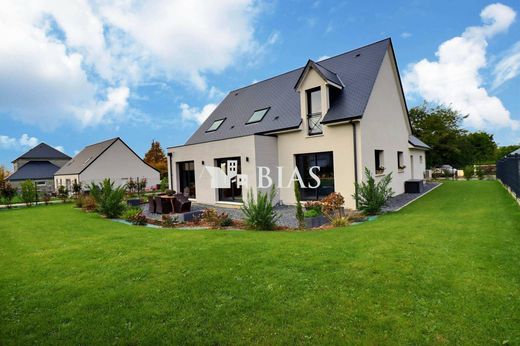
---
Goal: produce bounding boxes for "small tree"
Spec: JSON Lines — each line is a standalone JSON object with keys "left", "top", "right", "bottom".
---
{"left": 58, "top": 185, "right": 69, "bottom": 203}
{"left": 0, "top": 165, "right": 9, "bottom": 190}
{"left": 126, "top": 178, "right": 137, "bottom": 194}
{"left": 160, "top": 177, "right": 169, "bottom": 191}
{"left": 353, "top": 168, "right": 394, "bottom": 215}
{"left": 72, "top": 181, "right": 82, "bottom": 196}
{"left": 137, "top": 177, "right": 147, "bottom": 197}
{"left": 144, "top": 140, "right": 168, "bottom": 177}
{"left": 1, "top": 182, "right": 16, "bottom": 208}
{"left": 294, "top": 182, "right": 305, "bottom": 229}
{"left": 20, "top": 180, "right": 36, "bottom": 206}
{"left": 475, "top": 166, "right": 485, "bottom": 180}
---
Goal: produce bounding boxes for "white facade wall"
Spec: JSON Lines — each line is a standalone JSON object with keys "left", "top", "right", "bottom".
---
{"left": 79, "top": 140, "right": 160, "bottom": 188}
{"left": 409, "top": 148, "right": 427, "bottom": 179}
{"left": 168, "top": 135, "right": 278, "bottom": 205}
{"left": 359, "top": 50, "right": 416, "bottom": 195}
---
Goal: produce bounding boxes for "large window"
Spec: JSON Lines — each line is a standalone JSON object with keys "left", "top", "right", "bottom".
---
{"left": 178, "top": 161, "right": 196, "bottom": 198}
{"left": 246, "top": 108, "right": 269, "bottom": 124}
{"left": 216, "top": 157, "right": 242, "bottom": 202}
{"left": 306, "top": 88, "right": 323, "bottom": 135}
{"left": 295, "top": 151, "right": 334, "bottom": 200}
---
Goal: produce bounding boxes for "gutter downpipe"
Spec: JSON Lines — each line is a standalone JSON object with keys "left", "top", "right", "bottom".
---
{"left": 352, "top": 122, "right": 359, "bottom": 209}
{"left": 167, "top": 152, "right": 173, "bottom": 190}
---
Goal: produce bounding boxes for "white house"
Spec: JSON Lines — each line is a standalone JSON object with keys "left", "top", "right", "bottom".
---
{"left": 167, "top": 38, "right": 429, "bottom": 209}
{"left": 54, "top": 137, "right": 160, "bottom": 191}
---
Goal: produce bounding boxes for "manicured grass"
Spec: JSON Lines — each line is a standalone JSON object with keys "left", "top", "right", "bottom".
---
{"left": 1, "top": 181, "right": 519, "bottom": 344}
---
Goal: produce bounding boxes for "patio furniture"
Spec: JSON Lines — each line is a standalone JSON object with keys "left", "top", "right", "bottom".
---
{"left": 155, "top": 196, "right": 173, "bottom": 214}
{"left": 148, "top": 196, "right": 156, "bottom": 213}
{"left": 173, "top": 193, "right": 191, "bottom": 213}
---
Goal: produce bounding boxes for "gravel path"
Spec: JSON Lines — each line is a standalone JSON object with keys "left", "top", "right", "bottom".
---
{"left": 141, "top": 182, "right": 440, "bottom": 227}
{"left": 381, "top": 182, "right": 440, "bottom": 212}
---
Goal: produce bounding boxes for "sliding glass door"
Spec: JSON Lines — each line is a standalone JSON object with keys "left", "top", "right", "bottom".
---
{"left": 295, "top": 151, "right": 334, "bottom": 200}
{"left": 215, "top": 157, "right": 242, "bottom": 202}
{"left": 178, "top": 161, "right": 196, "bottom": 198}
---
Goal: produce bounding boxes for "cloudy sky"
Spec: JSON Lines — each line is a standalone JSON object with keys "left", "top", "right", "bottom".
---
{"left": 1, "top": 0, "right": 519, "bottom": 168}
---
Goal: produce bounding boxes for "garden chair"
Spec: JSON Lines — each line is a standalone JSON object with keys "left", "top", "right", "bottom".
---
{"left": 173, "top": 193, "right": 191, "bottom": 213}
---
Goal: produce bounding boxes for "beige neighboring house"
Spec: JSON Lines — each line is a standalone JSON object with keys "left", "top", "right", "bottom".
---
{"left": 7, "top": 143, "right": 71, "bottom": 192}
{"left": 167, "top": 38, "right": 429, "bottom": 209}
{"left": 54, "top": 137, "right": 160, "bottom": 191}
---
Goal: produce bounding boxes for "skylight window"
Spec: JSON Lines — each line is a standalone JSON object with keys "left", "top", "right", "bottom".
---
{"left": 246, "top": 108, "right": 269, "bottom": 124}
{"left": 206, "top": 118, "right": 225, "bottom": 132}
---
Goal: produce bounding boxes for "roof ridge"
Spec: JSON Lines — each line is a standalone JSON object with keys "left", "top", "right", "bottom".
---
{"left": 229, "top": 38, "right": 391, "bottom": 94}
{"left": 84, "top": 137, "right": 119, "bottom": 148}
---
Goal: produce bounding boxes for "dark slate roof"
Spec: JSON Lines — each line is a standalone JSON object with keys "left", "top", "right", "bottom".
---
{"left": 183, "top": 38, "right": 390, "bottom": 146}
{"left": 12, "top": 142, "right": 71, "bottom": 162}
{"left": 7, "top": 161, "right": 60, "bottom": 181}
{"left": 409, "top": 135, "right": 430, "bottom": 150}
{"left": 55, "top": 138, "right": 118, "bottom": 175}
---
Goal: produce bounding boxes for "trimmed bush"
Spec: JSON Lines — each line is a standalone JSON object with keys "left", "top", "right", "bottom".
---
{"left": 353, "top": 168, "right": 394, "bottom": 215}
{"left": 162, "top": 214, "right": 179, "bottom": 228}
{"left": 123, "top": 208, "right": 147, "bottom": 225}
{"left": 304, "top": 209, "right": 320, "bottom": 218}
{"left": 201, "top": 208, "right": 231, "bottom": 229}
{"left": 241, "top": 186, "right": 280, "bottom": 231}
{"left": 57, "top": 185, "right": 68, "bottom": 203}
{"left": 89, "top": 179, "right": 126, "bottom": 218}
{"left": 463, "top": 165, "right": 474, "bottom": 180}
{"left": 82, "top": 195, "right": 97, "bottom": 212}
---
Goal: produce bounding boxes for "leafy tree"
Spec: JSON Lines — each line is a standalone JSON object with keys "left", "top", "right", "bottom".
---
{"left": 144, "top": 140, "right": 168, "bottom": 177}
{"left": 0, "top": 165, "right": 9, "bottom": 189}
{"left": 1, "top": 182, "right": 16, "bottom": 208}
{"left": 409, "top": 103, "right": 467, "bottom": 167}
{"left": 89, "top": 179, "right": 126, "bottom": 218}
{"left": 20, "top": 180, "right": 36, "bottom": 206}
{"left": 72, "top": 181, "right": 82, "bottom": 196}
{"left": 459, "top": 132, "right": 497, "bottom": 164}
{"left": 495, "top": 145, "right": 520, "bottom": 160}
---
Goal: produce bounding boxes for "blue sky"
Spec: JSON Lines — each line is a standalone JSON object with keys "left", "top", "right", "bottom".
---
{"left": 1, "top": 0, "right": 519, "bottom": 169}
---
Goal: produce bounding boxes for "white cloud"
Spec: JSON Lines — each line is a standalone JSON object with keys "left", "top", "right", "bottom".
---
{"left": 318, "top": 55, "right": 330, "bottom": 61}
{"left": 401, "top": 32, "right": 412, "bottom": 39}
{"left": 208, "top": 86, "right": 226, "bottom": 101}
{"left": 53, "top": 145, "right": 65, "bottom": 153}
{"left": 0, "top": 134, "right": 39, "bottom": 150}
{"left": 492, "top": 41, "right": 520, "bottom": 88}
{"left": 0, "top": 0, "right": 264, "bottom": 129}
{"left": 180, "top": 103, "right": 217, "bottom": 124}
{"left": 404, "top": 3, "right": 519, "bottom": 130}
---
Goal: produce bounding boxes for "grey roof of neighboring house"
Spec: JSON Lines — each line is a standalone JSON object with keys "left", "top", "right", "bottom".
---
{"left": 509, "top": 148, "right": 520, "bottom": 156}
{"left": 12, "top": 142, "right": 71, "bottom": 162}
{"left": 55, "top": 138, "right": 118, "bottom": 176}
{"left": 7, "top": 161, "right": 60, "bottom": 181}
{"left": 183, "top": 38, "right": 391, "bottom": 146}
{"left": 409, "top": 135, "right": 430, "bottom": 150}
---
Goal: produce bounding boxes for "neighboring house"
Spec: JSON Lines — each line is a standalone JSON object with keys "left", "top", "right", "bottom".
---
{"left": 7, "top": 143, "right": 71, "bottom": 191}
{"left": 54, "top": 137, "right": 160, "bottom": 191}
{"left": 167, "top": 38, "right": 429, "bottom": 209}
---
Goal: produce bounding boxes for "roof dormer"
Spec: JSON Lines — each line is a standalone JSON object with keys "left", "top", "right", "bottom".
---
{"left": 294, "top": 60, "right": 343, "bottom": 136}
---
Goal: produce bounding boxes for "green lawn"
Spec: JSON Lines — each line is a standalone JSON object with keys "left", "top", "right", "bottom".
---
{"left": 1, "top": 181, "right": 519, "bottom": 345}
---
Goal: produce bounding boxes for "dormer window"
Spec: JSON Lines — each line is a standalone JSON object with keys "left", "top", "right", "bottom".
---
{"left": 306, "top": 87, "right": 322, "bottom": 135}
{"left": 206, "top": 118, "right": 225, "bottom": 132}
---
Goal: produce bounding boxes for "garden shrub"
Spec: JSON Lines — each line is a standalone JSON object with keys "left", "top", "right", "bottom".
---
{"left": 57, "top": 185, "right": 68, "bottom": 203}
{"left": 294, "top": 182, "right": 305, "bottom": 229}
{"left": 241, "top": 186, "right": 280, "bottom": 231}
{"left": 303, "top": 201, "right": 322, "bottom": 214}
{"left": 353, "top": 168, "right": 394, "bottom": 215}
{"left": 72, "top": 181, "right": 82, "bottom": 196}
{"left": 162, "top": 214, "right": 179, "bottom": 228}
{"left": 463, "top": 165, "right": 474, "bottom": 180}
{"left": 331, "top": 216, "right": 349, "bottom": 227}
{"left": 20, "top": 180, "right": 36, "bottom": 206}
{"left": 304, "top": 209, "right": 320, "bottom": 218}
{"left": 42, "top": 193, "right": 51, "bottom": 205}
{"left": 1, "top": 182, "right": 17, "bottom": 208}
{"left": 123, "top": 208, "right": 147, "bottom": 225}
{"left": 201, "top": 208, "right": 231, "bottom": 229}
{"left": 475, "top": 166, "right": 485, "bottom": 180}
{"left": 220, "top": 216, "right": 233, "bottom": 227}
{"left": 160, "top": 177, "right": 169, "bottom": 191}
{"left": 89, "top": 179, "right": 126, "bottom": 218}
{"left": 82, "top": 195, "right": 97, "bottom": 211}
{"left": 75, "top": 195, "right": 84, "bottom": 208}
{"left": 321, "top": 192, "right": 345, "bottom": 220}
